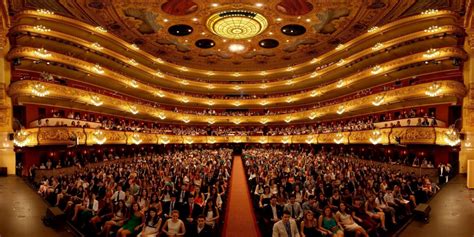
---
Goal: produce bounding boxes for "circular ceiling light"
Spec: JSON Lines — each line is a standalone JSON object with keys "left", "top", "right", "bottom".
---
{"left": 228, "top": 43, "right": 245, "bottom": 52}
{"left": 168, "top": 24, "right": 193, "bottom": 36}
{"left": 207, "top": 10, "right": 268, "bottom": 39}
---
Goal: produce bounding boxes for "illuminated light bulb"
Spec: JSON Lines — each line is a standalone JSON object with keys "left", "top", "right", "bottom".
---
{"left": 444, "top": 127, "right": 461, "bottom": 146}
{"left": 371, "top": 65, "right": 382, "bottom": 74}
{"left": 92, "top": 130, "right": 107, "bottom": 145}
{"left": 336, "top": 59, "right": 345, "bottom": 66}
{"left": 207, "top": 119, "right": 216, "bottom": 125}
{"left": 37, "top": 9, "right": 54, "bottom": 15}
{"left": 425, "top": 82, "right": 441, "bottom": 97}
{"left": 310, "top": 58, "right": 319, "bottom": 64}
{"left": 421, "top": 9, "right": 439, "bottom": 15}
{"left": 260, "top": 118, "right": 270, "bottom": 124}
{"left": 180, "top": 80, "right": 189, "bottom": 85}
{"left": 335, "top": 44, "right": 344, "bottom": 50}
{"left": 372, "top": 43, "right": 384, "bottom": 51}
{"left": 276, "top": 18, "right": 282, "bottom": 22}
{"left": 228, "top": 44, "right": 245, "bottom": 52}
{"left": 310, "top": 90, "right": 319, "bottom": 97}
{"left": 129, "top": 105, "right": 139, "bottom": 115}
{"left": 95, "top": 26, "right": 107, "bottom": 33}
{"left": 90, "top": 95, "right": 103, "bottom": 106}
{"left": 286, "top": 97, "right": 295, "bottom": 103}
{"left": 33, "top": 25, "right": 51, "bottom": 32}
{"left": 13, "top": 130, "right": 30, "bottom": 147}
{"left": 372, "top": 95, "right": 385, "bottom": 106}
{"left": 31, "top": 83, "right": 49, "bottom": 97}
{"left": 233, "top": 101, "right": 241, "bottom": 107}
{"left": 309, "top": 112, "right": 318, "bottom": 120}
{"left": 337, "top": 105, "right": 345, "bottom": 115}
{"left": 158, "top": 113, "right": 166, "bottom": 120}
{"left": 155, "top": 71, "right": 164, "bottom": 78}
{"left": 334, "top": 133, "right": 344, "bottom": 144}
{"left": 255, "top": 3, "right": 263, "bottom": 7}
{"left": 211, "top": 3, "right": 219, "bottom": 7}
{"left": 130, "top": 44, "right": 140, "bottom": 50}
{"left": 423, "top": 48, "right": 440, "bottom": 59}
{"left": 128, "top": 59, "right": 138, "bottom": 66}
{"left": 192, "top": 18, "right": 198, "bottom": 22}
{"left": 305, "top": 18, "right": 311, "bottom": 22}
{"left": 34, "top": 48, "right": 51, "bottom": 57}
{"left": 336, "top": 80, "right": 345, "bottom": 88}
{"left": 367, "top": 26, "right": 379, "bottom": 33}
{"left": 424, "top": 25, "right": 440, "bottom": 33}
{"left": 92, "top": 64, "right": 104, "bottom": 74}
{"left": 91, "top": 42, "right": 103, "bottom": 50}
{"left": 207, "top": 84, "right": 215, "bottom": 89}
{"left": 130, "top": 80, "right": 139, "bottom": 88}
{"left": 163, "top": 18, "right": 169, "bottom": 22}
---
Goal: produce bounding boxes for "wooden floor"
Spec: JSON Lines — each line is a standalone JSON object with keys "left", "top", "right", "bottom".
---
{"left": 0, "top": 176, "right": 73, "bottom": 237}
{"left": 400, "top": 175, "right": 474, "bottom": 237}
{"left": 223, "top": 156, "right": 261, "bottom": 237}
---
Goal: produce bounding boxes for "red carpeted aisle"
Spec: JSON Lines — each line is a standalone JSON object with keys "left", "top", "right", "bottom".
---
{"left": 223, "top": 156, "right": 261, "bottom": 237}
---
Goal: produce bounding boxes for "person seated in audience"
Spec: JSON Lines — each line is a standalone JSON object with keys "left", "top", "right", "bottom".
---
{"left": 187, "top": 215, "right": 213, "bottom": 237}
{"left": 272, "top": 210, "right": 300, "bottom": 237}
{"left": 203, "top": 199, "right": 219, "bottom": 229}
{"left": 260, "top": 186, "right": 273, "bottom": 208}
{"left": 300, "top": 210, "right": 321, "bottom": 237}
{"left": 351, "top": 198, "right": 378, "bottom": 233}
{"left": 336, "top": 203, "right": 368, "bottom": 237}
{"left": 162, "top": 210, "right": 186, "bottom": 237}
{"left": 364, "top": 195, "right": 387, "bottom": 231}
{"left": 136, "top": 207, "right": 162, "bottom": 237}
{"left": 181, "top": 195, "right": 202, "bottom": 227}
{"left": 374, "top": 192, "right": 397, "bottom": 225}
{"left": 101, "top": 200, "right": 128, "bottom": 237}
{"left": 318, "top": 207, "right": 343, "bottom": 237}
{"left": 116, "top": 202, "right": 145, "bottom": 237}
{"left": 284, "top": 194, "right": 304, "bottom": 222}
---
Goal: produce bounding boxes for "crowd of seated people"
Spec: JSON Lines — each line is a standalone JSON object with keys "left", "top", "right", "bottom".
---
{"left": 243, "top": 147, "right": 440, "bottom": 237}
{"left": 31, "top": 107, "right": 440, "bottom": 137}
{"left": 35, "top": 148, "right": 232, "bottom": 237}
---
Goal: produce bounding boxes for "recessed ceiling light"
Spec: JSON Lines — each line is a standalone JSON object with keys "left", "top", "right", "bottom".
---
{"left": 222, "top": 39, "right": 227, "bottom": 42}
{"left": 228, "top": 44, "right": 245, "bottom": 52}
{"left": 306, "top": 19, "right": 311, "bottom": 22}
{"left": 192, "top": 18, "right": 198, "bottom": 22}
{"left": 268, "top": 32, "right": 273, "bottom": 35}
{"left": 201, "top": 32, "right": 206, "bottom": 35}
{"left": 211, "top": 3, "right": 219, "bottom": 7}
{"left": 163, "top": 19, "right": 169, "bottom": 22}
{"left": 256, "top": 3, "right": 263, "bottom": 7}
{"left": 276, "top": 18, "right": 282, "bottom": 22}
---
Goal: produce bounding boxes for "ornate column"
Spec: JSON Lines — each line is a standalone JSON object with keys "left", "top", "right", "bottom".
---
{"left": 0, "top": 1, "right": 15, "bottom": 174}
{"left": 460, "top": 0, "right": 474, "bottom": 188}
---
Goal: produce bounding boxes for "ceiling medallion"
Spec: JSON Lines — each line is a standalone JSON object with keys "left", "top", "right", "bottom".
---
{"left": 206, "top": 10, "right": 268, "bottom": 39}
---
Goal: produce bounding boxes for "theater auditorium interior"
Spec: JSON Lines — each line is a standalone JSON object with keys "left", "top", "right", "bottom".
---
{"left": 1, "top": 0, "right": 474, "bottom": 237}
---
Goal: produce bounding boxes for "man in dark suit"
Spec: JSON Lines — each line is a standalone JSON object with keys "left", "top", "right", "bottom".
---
{"left": 181, "top": 195, "right": 203, "bottom": 224}
{"left": 187, "top": 215, "right": 213, "bottom": 237}
{"left": 163, "top": 195, "right": 180, "bottom": 219}
{"left": 263, "top": 196, "right": 283, "bottom": 237}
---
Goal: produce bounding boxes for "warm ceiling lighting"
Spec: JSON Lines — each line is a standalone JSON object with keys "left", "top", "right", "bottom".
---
{"left": 158, "top": 112, "right": 166, "bottom": 120}
{"left": 34, "top": 48, "right": 51, "bottom": 58}
{"left": 192, "top": 18, "right": 198, "bottom": 22}
{"left": 92, "top": 64, "right": 104, "bottom": 74}
{"left": 337, "top": 105, "right": 345, "bottom": 115}
{"left": 128, "top": 59, "right": 138, "bottom": 66}
{"left": 309, "top": 112, "right": 318, "bottom": 120}
{"left": 163, "top": 19, "right": 169, "bottom": 22}
{"left": 207, "top": 10, "right": 268, "bottom": 39}
{"left": 228, "top": 44, "right": 246, "bottom": 52}
{"left": 130, "top": 44, "right": 140, "bottom": 50}
{"left": 335, "top": 44, "right": 345, "bottom": 50}
{"left": 155, "top": 91, "right": 165, "bottom": 97}
{"left": 259, "top": 101, "right": 269, "bottom": 106}
{"left": 255, "top": 3, "right": 263, "bottom": 7}
{"left": 367, "top": 26, "right": 379, "bottom": 33}
{"left": 129, "top": 105, "right": 139, "bottom": 115}
{"left": 425, "top": 82, "right": 442, "bottom": 97}
{"left": 211, "top": 3, "right": 219, "bottom": 7}
{"left": 372, "top": 95, "right": 385, "bottom": 106}
{"left": 310, "top": 90, "right": 319, "bottom": 97}
{"left": 95, "top": 26, "right": 107, "bottom": 33}
{"left": 336, "top": 80, "right": 345, "bottom": 88}
{"left": 37, "top": 9, "right": 54, "bottom": 15}
{"left": 336, "top": 59, "right": 345, "bottom": 66}
{"left": 276, "top": 18, "right": 282, "bottom": 22}
{"left": 305, "top": 19, "right": 311, "bottom": 22}
{"left": 33, "top": 25, "right": 51, "bottom": 32}
{"left": 424, "top": 25, "right": 440, "bottom": 33}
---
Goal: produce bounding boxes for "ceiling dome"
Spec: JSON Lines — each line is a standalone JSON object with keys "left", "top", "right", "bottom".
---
{"left": 206, "top": 10, "right": 268, "bottom": 39}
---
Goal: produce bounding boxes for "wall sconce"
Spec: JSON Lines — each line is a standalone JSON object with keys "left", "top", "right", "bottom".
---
{"left": 34, "top": 48, "right": 51, "bottom": 58}
{"left": 284, "top": 116, "right": 293, "bottom": 123}
{"left": 367, "top": 26, "right": 379, "bottom": 33}
{"left": 182, "top": 117, "right": 191, "bottom": 123}
{"left": 181, "top": 97, "right": 189, "bottom": 103}
{"left": 281, "top": 136, "right": 291, "bottom": 144}
{"left": 128, "top": 59, "right": 138, "bottom": 66}
{"left": 207, "top": 100, "right": 215, "bottom": 106}
{"left": 32, "top": 83, "right": 50, "bottom": 97}
{"left": 336, "top": 59, "right": 345, "bottom": 66}
{"left": 233, "top": 85, "right": 242, "bottom": 90}
{"left": 179, "top": 80, "right": 189, "bottom": 85}
{"left": 179, "top": 66, "right": 188, "bottom": 71}
{"left": 286, "top": 66, "right": 294, "bottom": 71}
{"left": 208, "top": 137, "right": 216, "bottom": 144}
{"left": 337, "top": 105, "right": 345, "bottom": 115}
{"left": 130, "top": 43, "right": 140, "bottom": 50}
{"left": 310, "top": 58, "right": 319, "bottom": 64}
{"left": 206, "top": 84, "right": 215, "bottom": 89}
{"left": 92, "top": 130, "right": 107, "bottom": 145}
{"left": 335, "top": 44, "right": 345, "bottom": 50}
{"left": 310, "top": 71, "right": 318, "bottom": 78}
{"left": 260, "top": 118, "right": 270, "bottom": 124}
{"left": 158, "top": 112, "right": 166, "bottom": 120}
{"left": 37, "top": 9, "right": 54, "bottom": 15}
{"left": 130, "top": 80, "right": 139, "bottom": 88}
{"left": 369, "top": 129, "right": 382, "bottom": 145}
{"left": 334, "top": 132, "right": 344, "bottom": 144}
{"left": 259, "top": 101, "right": 269, "bottom": 106}
{"left": 286, "top": 80, "right": 295, "bottom": 85}
{"left": 310, "top": 90, "right": 319, "bottom": 97}
{"left": 160, "top": 136, "right": 170, "bottom": 144}
{"left": 423, "top": 48, "right": 440, "bottom": 59}
{"left": 309, "top": 112, "right": 318, "bottom": 120}
{"left": 92, "top": 64, "right": 104, "bottom": 74}
{"left": 260, "top": 84, "right": 268, "bottom": 89}
{"left": 444, "top": 127, "right": 461, "bottom": 146}
{"left": 371, "top": 65, "right": 382, "bottom": 74}
{"left": 131, "top": 133, "right": 142, "bottom": 145}
{"left": 232, "top": 72, "right": 241, "bottom": 77}
{"left": 233, "top": 101, "right": 241, "bottom": 107}
{"left": 286, "top": 97, "right": 295, "bottom": 103}
{"left": 206, "top": 71, "right": 215, "bottom": 76}
{"left": 372, "top": 95, "right": 385, "bottom": 106}
{"left": 305, "top": 135, "right": 314, "bottom": 144}
{"left": 425, "top": 82, "right": 441, "bottom": 97}
{"left": 90, "top": 95, "right": 103, "bottom": 106}
{"left": 233, "top": 119, "right": 242, "bottom": 125}
{"left": 260, "top": 71, "right": 268, "bottom": 76}
{"left": 259, "top": 137, "right": 267, "bottom": 144}
{"left": 129, "top": 105, "right": 139, "bottom": 114}
{"left": 13, "top": 130, "right": 30, "bottom": 147}
{"left": 336, "top": 80, "right": 345, "bottom": 88}
{"left": 91, "top": 42, "right": 103, "bottom": 50}
{"left": 372, "top": 43, "right": 384, "bottom": 51}
{"left": 207, "top": 119, "right": 216, "bottom": 124}
{"left": 155, "top": 91, "right": 165, "bottom": 97}
{"left": 421, "top": 9, "right": 439, "bottom": 15}
{"left": 184, "top": 137, "right": 193, "bottom": 144}
{"left": 95, "top": 26, "right": 107, "bottom": 33}
{"left": 33, "top": 25, "right": 51, "bottom": 32}
{"left": 155, "top": 71, "right": 165, "bottom": 78}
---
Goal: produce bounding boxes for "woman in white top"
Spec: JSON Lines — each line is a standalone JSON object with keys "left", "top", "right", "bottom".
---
{"left": 203, "top": 200, "right": 220, "bottom": 228}
{"left": 335, "top": 203, "right": 368, "bottom": 237}
{"left": 137, "top": 207, "right": 162, "bottom": 237}
{"left": 162, "top": 210, "right": 185, "bottom": 237}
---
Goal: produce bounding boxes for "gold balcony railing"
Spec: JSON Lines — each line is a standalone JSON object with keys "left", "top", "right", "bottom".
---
{"left": 12, "top": 127, "right": 460, "bottom": 147}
